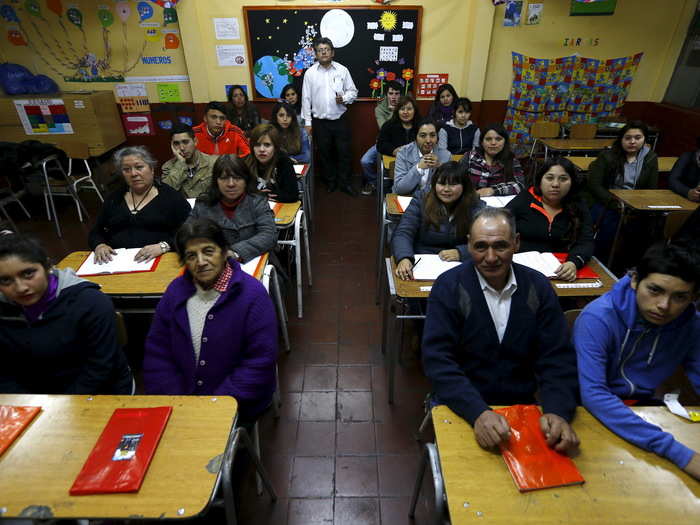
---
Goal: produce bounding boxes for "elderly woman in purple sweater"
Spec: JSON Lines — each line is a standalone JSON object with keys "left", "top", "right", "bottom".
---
{"left": 144, "top": 218, "right": 277, "bottom": 423}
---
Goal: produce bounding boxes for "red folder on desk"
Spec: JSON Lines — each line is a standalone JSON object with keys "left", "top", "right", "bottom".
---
{"left": 0, "top": 405, "right": 41, "bottom": 457}
{"left": 552, "top": 253, "right": 599, "bottom": 279}
{"left": 70, "top": 406, "right": 172, "bottom": 495}
{"left": 495, "top": 405, "right": 584, "bottom": 492}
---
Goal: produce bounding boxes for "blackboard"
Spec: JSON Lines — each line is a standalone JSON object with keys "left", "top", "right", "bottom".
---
{"left": 243, "top": 6, "right": 422, "bottom": 100}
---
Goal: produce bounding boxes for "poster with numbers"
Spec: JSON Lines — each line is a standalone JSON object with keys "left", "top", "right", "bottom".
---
{"left": 14, "top": 99, "right": 74, "bottom": 135}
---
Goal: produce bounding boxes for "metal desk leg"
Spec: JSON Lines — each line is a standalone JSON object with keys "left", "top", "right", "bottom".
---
{"left": 375, "top": 201, "right": 388, "bottom": 304}
{"left": 408, "top": 442, "right": 446, "bottom": 525}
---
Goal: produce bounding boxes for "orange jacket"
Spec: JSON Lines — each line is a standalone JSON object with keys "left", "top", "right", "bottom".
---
{"left": 193, "top": 120, "right": 250, "bottom": 156}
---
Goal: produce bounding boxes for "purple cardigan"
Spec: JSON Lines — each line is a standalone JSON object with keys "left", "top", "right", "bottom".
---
{"left": 144, "top": 258, "right": 278, "bottom": 420}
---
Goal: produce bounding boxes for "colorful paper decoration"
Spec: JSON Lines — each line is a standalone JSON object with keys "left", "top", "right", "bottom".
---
{"left": 163, "top": 7, "right": 177, "bottom": 25}
{"left": 66, "top": 7, "right": 82, "bottom": 28}
{"left": 416, "top": 73, "right": 449, "bottom": 98}
{"left": 144, "top": 28, "right": 160, "bottom": 42}
{"left": 7, "top": 30, "right": 27, "bottom": 46}
{"left": 164, "top": 33, "right": 180, "bottom": 49}
{"left": 0, "top": 5, "right": 19, "bottom": 22}
{"left": 46, "top": 0, "right": 63, "bottom": 17}
{"left": 116, "top": 2, "right": 131, "bottom": 23}
{"left": 24, "top": 0, "right": 41, "bottom": 18}
{"left": 97, "top": 9, "right": 114, "bottom": 28}
{"left": 137, "top": 1, "right": 154, "bottom": 21}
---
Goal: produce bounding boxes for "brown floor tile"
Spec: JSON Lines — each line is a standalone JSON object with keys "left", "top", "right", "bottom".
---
{"left": 378, "top": 455, "right": 421, "bottom": 497}
{"left": 333, "top": 497, "right": 380, "bottom": 525}
{"left": 296, "top": 421, "right": 336, "bottom": 456}
{"left": 280, "top": 364, "right": 305, "bottom": 392}
{"left": 380, "top": 496, "right": 433, "bottom": 525}
{"left": 278, "top": 392, "right": 302, "bottom": 421}
{"left": 337, "top": 365, "right": 372, "bottom": 391}
{"left": 238, "top": 497, "right": 288, "bottom": 525}
{"left": 339, "top": 321, "right": 375, "bottom": 345}
{"left": 336, "top": 421, "right": 376, "bottom": 455}
{"left": 340, "top": 304, "right": 381, "bottom": 324}
{"left": 375, "top": 421, "right": 422, "bottom": 455}
{"left": 287, "top": 498, "right": 334, "bottom": 525}
{"left": 289, "top": 456, "right": 335, "bottom": 498}
{"left": 260, "top": 453, "right": 294, "bottom": 499}
{"left": 335, "top": 456, "right": 379, "bottom": 497}
{"left": 300, "top": 391, "right": 337, "bottom": 421}
{"left": 303, "top": 365, "right": 338, "bottom": 391}
{"left": 260, "top": 419, "right": 298, "bottom": 456}
{"left": 303, "top": 343, "right": 339, "bottom": 365}
{"left": 338, "top": 343, "right": 373, "bottom": 365}
{"left": 337, "top": 391, "right": 373, "bottom": 422}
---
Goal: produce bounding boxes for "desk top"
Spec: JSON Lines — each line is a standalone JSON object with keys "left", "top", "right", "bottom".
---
{"left": 567, "top": 156, "right": 678, "bottom": 173}
{"left": 382, "top": 155, "right": 396, "bottom": 171}
{"left": 272, "top": 200, "right": 301, "bottom": 227}
{"left": 0, "top": 394, "right": 237, "bottom": 520}
{"left": 541, "top": 138, "right": 614, "bottom": 151}
{"left": 610, "top": 189, "right": 699, "bottom": 212}
{"left": 386, "top": 193, "right": 406, "bottom": 215}
{"left": 433, "top": 405, "right": 700, "bottom": 524}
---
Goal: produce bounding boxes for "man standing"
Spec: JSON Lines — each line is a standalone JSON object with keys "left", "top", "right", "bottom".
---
{"left": 301, "top": 37, "right": 358, "bottom": 196}
{"left": 193, "top": 101, "right": 250, "bottom": 157}
{"left": 359, "top": 80, "right": 402, "bottom": 195}
{"left": 422, "top": 207, "right": 580, "bottom": 453}
{"left": 161, "top": 123, "right": 216, "bottom": 199}
{"left": 574, "top": 242, "right": 700, "bottom": 479}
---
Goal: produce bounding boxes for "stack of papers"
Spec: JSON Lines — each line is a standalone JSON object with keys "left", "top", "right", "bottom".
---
{"left": 482, "top": 195, "right": 516, "bottom": 208}
{"left": 512, "top": 251, "right": 561, "bottom": 278}
{"left": 412, "top": 254, "right": 461, "bottom": 280}
{"left": 77, "top": 249, "right": 159, "bottom": 276}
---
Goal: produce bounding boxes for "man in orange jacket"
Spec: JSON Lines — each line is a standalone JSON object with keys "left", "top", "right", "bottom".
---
{"left": 193, "top": 101, "right": 250, "bottom": 156}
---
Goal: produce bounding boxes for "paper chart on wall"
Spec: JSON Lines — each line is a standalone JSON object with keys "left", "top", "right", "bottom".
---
{"left": 214, "top": 17, "right": 240, "bottom": 40}
{"left": 14, "top": 99, "right": 74, "bottom": 135}
{"left": 217, "top": 45, "right": 247, "bottom": 67}
{"left": 379, "top": 46, "right": 398, "bottom": 62}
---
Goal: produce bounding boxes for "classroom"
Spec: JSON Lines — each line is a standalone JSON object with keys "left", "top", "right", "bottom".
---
{"left": 0, "top": 1, "right": 699, "bottom": 524}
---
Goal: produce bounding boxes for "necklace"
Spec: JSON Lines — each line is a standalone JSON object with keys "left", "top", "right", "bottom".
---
{"left": 129, "top": 185, "right": 153, "bottom": 214}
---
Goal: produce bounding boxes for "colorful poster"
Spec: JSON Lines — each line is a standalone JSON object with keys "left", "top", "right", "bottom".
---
{"left": 504, "top": 1, "right": 523, "bottom": 27}
{"left": 13, "top": 99, "right": 74, "bottom": 135}
{"left": 416, "top": 73, "right": 449, "bottom": 98}
{"left": 526, "top": 3, "right": 543, "bottom": 25}
{"left": 570, "top": 0, "right": 617, "bottom": 16}
{"left": 115, "top": 83, "right": 150, "bottom": 112}
{"left": 121, "top": 113, "right": 155, "bottom": 136}
{"left": 157, "top": 83, "right": 181, "bottom": 102}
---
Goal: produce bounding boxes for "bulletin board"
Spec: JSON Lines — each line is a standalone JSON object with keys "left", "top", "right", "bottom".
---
{"left": 243, "top": 6, "right": 422, "bottom": 101}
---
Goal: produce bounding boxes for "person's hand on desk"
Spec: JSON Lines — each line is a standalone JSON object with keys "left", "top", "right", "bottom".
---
{"left": 474, "top": 410, "right": 511, "bottom": 449}
{"left": 687, "top": 187, "right": 700, "bottom": 202}
{"left": 133, "top": 244, "right": 162, "bottom": 263}
{"left": 539, "top": 413, "right": 579, "bottom": 455}
{"left": 395, "top": 258, "right": 414, "bottom": 281}
{"left": 683, "top": 452, "right": 700, "bottom": 480}
{"left": 438, "top": 249, "right": 460, "bottom": 262}
{"left": 554, "top": 261, "right": 577, "bottom": 282}
{"left": 477, "top": 187, "right": 495, "bottom": 197}
{"left": 94, "top": 243, "right": 116, "bottom": 264}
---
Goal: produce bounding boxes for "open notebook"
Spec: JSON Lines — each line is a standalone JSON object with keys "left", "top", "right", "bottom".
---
{"left": 412, "top": 254, "right": 461, "bottom": 281}
{"left": 77, "top": 249, "right": 160, "bottom": 276}
{"left": 512, "top": 251, "right": 561, "bottom": 278}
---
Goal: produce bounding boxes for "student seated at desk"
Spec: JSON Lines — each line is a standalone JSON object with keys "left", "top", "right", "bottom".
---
{"left": 0, "top": 233, "right": 133, "bottom": 394}
{"left": 144, "top": 218, "right": 277, "bottom": 424}
{"left": 226, "top": 85, "right": 261, "bottom": 135}
{"left": 271, "top": 101, "right": 311, "bottom": 164}
{"left": 427, "top": 83, "right": 458, "bottom": 127}
{"left": 161, "top": 123, "right": 217, "bottom": 199}
{"left": 574, "top": 243, "right": 700, "bottom": 479}
{"left": 193, "top": 101, "right": 251, "bottom": 157}
{"left": 422, "top": 207, "right": 580, "bottom": 453}
{"left": 458, "top": 124, "right": 525, "bottom": 197}
{"left": 190, "top": 154, "right": 277, "bottom": 263}
{"left": 506, "top": 157, "right": 594, "bottom": 281}
{"left": 442, "top": 97, "right": 480, "bottom": 155}
{"left": 89, "top": 146, "right": 191, "bottom": 264}
{"left": 392, "top": 162, "right": 484, "bottom": 281}
{"left": 245, "top": 123, "right": 299, "bottom": 203}
{"left": 280, "top": 83, "right": 303, "bottom": 126}
{"left": 669, "top": 137, "right": 700, "bottom": 202}
{"left": 392, "top": 117, "right": 451, "bottom": 196}
{"left": 377, "top": 95, "right": 421, "bottom": 158}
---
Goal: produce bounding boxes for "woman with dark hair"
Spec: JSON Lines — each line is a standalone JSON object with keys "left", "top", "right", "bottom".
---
{"left": 392, "top": 161, "right": 484, "bottom": 281}
{"left": 0, "top": 233, "right": 132, "bottom": 394}
{"left": 458, "top": 123, "right": 525, "bottom": 197}
{"left": 428, "top": 83, "right": 459, "bottom": 127}
{"left": 246, "top": 123, "right": 299, "bottom": 203}
{"left": 144, "top": 218, "right": 277, "bottom": 424}
{"left": 270, "top": 101, "right": 310, "bottom": 164}
{"left": 442, "top": 97, "right": 480, "bottom": 155}
{"left": 377, "top": 95, "right": 421, "bottom": 157}
{"left": 227, "top": 84, "right": 261, "bottom": 134}
{"left": 190, "top": 154, "right": 277, "bottom": 263}
{"left": 280, "top": 83, "right": 303, "bottom": 125}
{"left": 669, "top": 136, "right": 700, "bottom": 202}
{"left": 89, "top": 145, "right": 191, "bottom": 264}
{"left": 506, "top": 157, "right": 594, "bottom": 281}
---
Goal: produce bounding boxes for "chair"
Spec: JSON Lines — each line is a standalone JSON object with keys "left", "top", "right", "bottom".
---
{"left": 0, "top": 175, "right": 30, "bottom": 231}
{"left": 38, "top": 154, "right": 89, "bottom": 237}
{"left": 262, "top": 264, "right": 291, "bottom": 353}
{"left": 276, "top": 206, "right": 312, "bottom": 318}
{"left": 569, "top": 123, "right": 597, "bottom": 140}
{"left": 409, "top": 442, "right": 449, "bottom": 525}
{"left": 564, "top": 308, "right": 583, "bottom": 336}
{"left": 60, "top": 141, "right": 104, "bottom": 203}
{"left": 528, "top": 121, "right": 560, "bottom": 160}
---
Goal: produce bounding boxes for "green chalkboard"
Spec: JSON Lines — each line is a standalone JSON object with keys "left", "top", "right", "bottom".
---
{"left": 243, "top": 5, "right": 422, "bottom": 100}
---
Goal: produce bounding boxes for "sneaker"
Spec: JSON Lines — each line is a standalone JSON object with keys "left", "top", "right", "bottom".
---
{"left": 361, "top": 183, "right": 376, "bottom": 196}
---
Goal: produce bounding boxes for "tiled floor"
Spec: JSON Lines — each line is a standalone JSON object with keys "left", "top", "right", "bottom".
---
{"left": 16, "top": 178, "right": 436, "bottom": 524}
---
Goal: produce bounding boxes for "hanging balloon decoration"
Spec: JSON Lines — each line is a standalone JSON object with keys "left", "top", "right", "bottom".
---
{"left": 149, "top": 1, "right": 180, "bottom": 7}
{"left": 145, "top": 27, "right": 160, "bottom": 42}
{"left": 66, "top": 7, "right": 82, "bottom": 28}
{"left": 116, "top": 2, "right": 131, "bottom": 23}
{"left": 97, "top": 8, "right": 114, "bottom": 28}
{"left": 7, "top": 29, "right": 28, "bottom": 46}
{"left": 164, "top": 33, "right": 179, "bottom": 49}
{"left": 24, "top": 0, "right": 42, "bottom": 19}
{"left": 137, "top": 2, "right": 154, "bottom": 21}
{"left": 0, "top": 5, "right": 19, "bottom": 22}
{"left": 46, "top": 0, "right": 63, "bottom": 17}
{"left": 163, "top": 6, "right": 177, "bottom": 25}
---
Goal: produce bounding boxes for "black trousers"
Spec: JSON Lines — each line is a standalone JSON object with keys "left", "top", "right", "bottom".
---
{"left": 312, "top": 114, "right": 353, "bottom": 188}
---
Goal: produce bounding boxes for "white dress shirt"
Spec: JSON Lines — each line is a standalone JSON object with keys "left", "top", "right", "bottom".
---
{"left": 475, "top": 266, "right": 518, "bottom": 343}
{"left": 301, "top": 61, "right": 358, "bottom": 126}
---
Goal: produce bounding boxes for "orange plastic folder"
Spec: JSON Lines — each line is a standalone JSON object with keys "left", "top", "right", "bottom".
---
{"left": 70, "top": 406, "right": 172, "bottom": 495}
{"left": 0, "top": 405, "right": 41, "bottom": 457}
{"left": 495, "top": 405, "right": 584, "bottom": 492}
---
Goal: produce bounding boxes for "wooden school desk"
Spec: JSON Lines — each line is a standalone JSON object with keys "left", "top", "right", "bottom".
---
{"left": 567, "top": 156, "right": 679, "bottom": 173}
{"left": 414, "top": 405, "right": 700, "bottom": 525}
{"left": 540, "top": 138, "right": 614, "bottom": 160}
{"left": 0, "top": 394, "right": 237, "bottom": 521}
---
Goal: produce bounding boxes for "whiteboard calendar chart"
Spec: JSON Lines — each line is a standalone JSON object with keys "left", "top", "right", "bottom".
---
{"left": 14, "top": 99, "right": 74, "bottom": 135}
{"left": 379, "top": 46, "right": 398, "bottom": 62}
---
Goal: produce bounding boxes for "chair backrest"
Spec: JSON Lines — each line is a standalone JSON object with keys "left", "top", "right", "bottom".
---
{"left": 57, "top": 141, "right": 91, "bottom": 160}
{"left": 530, "top": 121, "right": 560, "bottom": 139}
{"left": 115, "top": 311, "right": 128, "bottom": 348}
{"left": 664, "top": 210, "right": 693, "bottom": 240}
{"left": 564, "top": 308, "right": 583, "bottom": 335}
{"left": 569, "top": 123, "right": 597, "bottom": 140}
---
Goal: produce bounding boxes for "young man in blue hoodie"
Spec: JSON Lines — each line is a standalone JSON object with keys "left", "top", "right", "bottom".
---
{"left": 574, "top": 243, "right": 700, "bottom": 480}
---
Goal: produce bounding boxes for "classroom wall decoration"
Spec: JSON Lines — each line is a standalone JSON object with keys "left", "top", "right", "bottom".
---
{"left": 504, "top": 51, "right": 643, "bottom": 155}
{"left": 570, "top": 0, "right": 617, "bottom": 17}
{"left": 13, "top": 97, "right": 73, "bottom": 134}
{"left": 243, "top": 6, "right": 421, "bottom": 100}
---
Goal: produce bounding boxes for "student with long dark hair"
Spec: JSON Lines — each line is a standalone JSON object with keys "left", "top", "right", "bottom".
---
{"left": 459, "top": 124, "right": 525, "bottom": 197}
{"left": 280, "top": 83, "right": 303, "bottom": 125}
{"left": 506, "top": 157, "right": 594, "bottom": 281}
{"left": 227, "top": 84, "right": 261, "bottom": 135}
{"left": 270, "top": 101, "right": 311, "bottom": 164}
{"left": 245, "top": 123, "right": 299, "bottom": 203}
{"left": 393, "top": 162, "right": 484, "bottom": 280}
{"left": 377, "top": 95, "right": 421, "bottom": 157}
{"left": 428, "top": 83, "right": 458, "bottom": 127}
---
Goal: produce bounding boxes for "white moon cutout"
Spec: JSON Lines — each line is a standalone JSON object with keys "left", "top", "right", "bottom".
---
{"left": 320, "top": 9, "right": 355, "bottom": 48}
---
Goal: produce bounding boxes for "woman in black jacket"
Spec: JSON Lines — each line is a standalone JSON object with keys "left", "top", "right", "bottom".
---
{"left": 227, "top": 84, "right": 261, "bottom": 135}
{"left": 245, "top": 123, "right": 299, "bottom": 203}
{"left": 506, "top": 157, "right": 594, "bottom": 281}
{"left": 669, "top": 136, "right": 700, "bottom": 202}
{"left": 377, "top": 95, "right": 421, "bottom": 157}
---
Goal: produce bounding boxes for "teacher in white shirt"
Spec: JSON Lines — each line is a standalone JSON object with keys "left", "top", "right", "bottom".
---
{"left": 301, "top": 37, "right": 358, "bottom": 196}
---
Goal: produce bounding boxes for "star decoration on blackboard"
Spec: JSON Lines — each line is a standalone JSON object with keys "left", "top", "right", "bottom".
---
{"left": 265, "top": 18, "right": 270, "bottom": 23}
{"left": 282, "top": 19, "right": 288, "bottom": 24}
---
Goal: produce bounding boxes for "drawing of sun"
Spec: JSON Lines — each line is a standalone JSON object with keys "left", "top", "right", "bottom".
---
{"left": 379, "top": 11, "right": 397, "bottom": 31}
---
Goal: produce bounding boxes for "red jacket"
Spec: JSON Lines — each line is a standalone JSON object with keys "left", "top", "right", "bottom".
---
{"left": 193, "top": 120, "right": 250, "bottom": 156}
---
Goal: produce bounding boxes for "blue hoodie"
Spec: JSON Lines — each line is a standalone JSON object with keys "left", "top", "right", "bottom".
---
{"left": 573, "top": 275, "right": 700, "bottom": 468}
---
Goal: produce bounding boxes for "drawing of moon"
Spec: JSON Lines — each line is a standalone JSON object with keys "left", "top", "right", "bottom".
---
{"left": 320, "top": 9, "right": 354, "bottom": 48}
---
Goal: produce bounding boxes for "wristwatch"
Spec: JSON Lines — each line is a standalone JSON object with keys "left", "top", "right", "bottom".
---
{"left": 159, "top": 241, "right": 170, "bottom": 254}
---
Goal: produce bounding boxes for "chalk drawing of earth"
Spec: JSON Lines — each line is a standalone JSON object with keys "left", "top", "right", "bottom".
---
{"left": 253, "top": 55, "right": 291, "bottom": 98}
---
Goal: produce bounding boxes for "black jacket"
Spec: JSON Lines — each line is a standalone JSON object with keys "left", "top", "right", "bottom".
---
{"left": 377, "top": 120, "right": 418, "bottom": 157}
{"left": 506, "top": 187, "right": 594, "bottom": 269}
{"left": 0, "top": 269, "right": 132, "bottom": 394}
{"left": 669, "top": 151, "right": 700, "bottom": 198}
